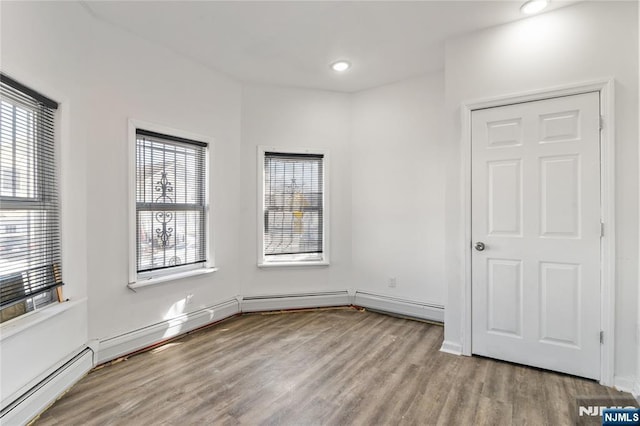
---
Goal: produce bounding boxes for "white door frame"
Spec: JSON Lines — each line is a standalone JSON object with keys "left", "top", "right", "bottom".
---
{"left": 459, "top": 78, "right": 615, "bottom": 386}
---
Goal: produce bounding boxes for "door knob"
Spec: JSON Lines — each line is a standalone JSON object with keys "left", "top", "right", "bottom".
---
{"left": 474, "top": 242, "right": 486, "bottom": 251}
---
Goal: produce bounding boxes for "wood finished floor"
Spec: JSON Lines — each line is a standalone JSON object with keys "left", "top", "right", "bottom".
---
{"left": 35, "top": 308, "right": 633, "bottom": 426}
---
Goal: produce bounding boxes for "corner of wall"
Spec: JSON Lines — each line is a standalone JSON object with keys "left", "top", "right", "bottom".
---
{"left": 440, "top": 340, "right": 463, "bottom": 356}
{"left": 614, "top": 376, "right": 638, "bottom": 396}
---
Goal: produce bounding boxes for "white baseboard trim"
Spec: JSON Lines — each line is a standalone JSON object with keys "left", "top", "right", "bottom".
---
{"left": 241, "top": 291, "right": 350, "bottom": 313}
{"left": 440, "top": 340, "right": 463, "bottom": 356}
{"left": 616, "top": 376, "right": 640, "bottom": 402}
{"left": 96, "top": 298, "right": 239, "bottom": 365}
{"left": 353, "top": 291, "right": 444, "bottom": 323}
{"left": 614, "top": 375, "right": 637, "bottom": 395}
{"left": 0, "top": 347, "right": 93, "bottom": 426}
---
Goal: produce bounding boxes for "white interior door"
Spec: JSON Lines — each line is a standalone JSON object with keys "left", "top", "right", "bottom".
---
{"left": 471, "top": 92, "right": 601, "bottom": 380}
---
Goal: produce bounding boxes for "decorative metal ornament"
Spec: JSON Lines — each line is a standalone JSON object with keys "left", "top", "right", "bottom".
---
{"left": 155, "top": 172, "right": 174, "bottom": 203}
{"left": 154, "top": 172, "right": 174, "bottom": 247}
{"left": 155, "top": 211, "right": 174, "bottom": 247}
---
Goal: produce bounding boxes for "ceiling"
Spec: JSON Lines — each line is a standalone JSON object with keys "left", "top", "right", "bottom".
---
{"left": 82, "top": 1, "right": 577, "bottom": 93}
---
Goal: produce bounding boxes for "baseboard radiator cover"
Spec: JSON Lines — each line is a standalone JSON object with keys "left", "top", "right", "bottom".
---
{"left": 354, "top": 291, "right": 444, "bottom": 323}
{"left": 0, "top": 347, "right": 94, "bottom": 426}
{"left": 241, "top": 291, "right": 351, "bottom": 313}
{"left": 96, "top": 298, "right": 240, "bottom": 365}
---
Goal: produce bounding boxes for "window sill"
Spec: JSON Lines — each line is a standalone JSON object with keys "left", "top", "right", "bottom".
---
{"left": 257, "top": 261, "right": 330, "bottom": 268}
{"left": 0, "top": 298, "right": 86, "bottom": 342}
{"left": 128, "top": 267, "right": 218, "bottom": 290}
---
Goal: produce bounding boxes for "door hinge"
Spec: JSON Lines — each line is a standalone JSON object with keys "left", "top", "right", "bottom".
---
{"left": 600, "top": 330, "right": 604, "bottom": 344}
{"left": 601, "top": 222, "right": 605, "bottom": 237}
{"left": 599, "top": 115, "right": 604, "bottom": 130}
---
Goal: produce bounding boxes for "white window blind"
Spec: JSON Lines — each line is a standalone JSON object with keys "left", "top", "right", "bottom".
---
{"left": 0, "top": 74, "right": 62, "bottom": 316}
{"left": 263, "top": 152, "right": 324, "bottom": 262}
{"left": 135, "top": 129, "right": 207, "bottom": 274}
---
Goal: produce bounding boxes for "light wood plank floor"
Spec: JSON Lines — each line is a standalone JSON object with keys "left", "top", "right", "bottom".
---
{"left": 35, "top": 308, "right": 634, "bottom": 425}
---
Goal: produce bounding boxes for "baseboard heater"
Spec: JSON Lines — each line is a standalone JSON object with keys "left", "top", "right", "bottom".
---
{"left": 354, "top": 291, "right": 444, "bottom": 323}
{"left": 1, "top": 347, "right": 94, "bottom": 425}
{"left": 96, "top": 298, "right": 240, "bottom": 365}
{"left": 241, "top": 291, "right": 351, "bottom": 312}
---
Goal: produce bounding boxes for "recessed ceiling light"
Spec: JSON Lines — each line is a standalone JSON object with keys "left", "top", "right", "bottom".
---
{"left": 331, "top": 61, "right": 351, "bottom": 72}
{"left": 521, "top": 0, "right": 549, "bottom": 14}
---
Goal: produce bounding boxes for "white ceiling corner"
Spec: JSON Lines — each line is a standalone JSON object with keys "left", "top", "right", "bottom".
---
{"left": 82, "top": 0, "right": 579, "bottom": 93}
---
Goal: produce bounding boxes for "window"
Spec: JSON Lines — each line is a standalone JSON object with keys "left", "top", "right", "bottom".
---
{"left": 0, "top": 74, "right": 62, "bottom": 322}
{"left": 132, "top": 127, "right": 210, "bottom": 284}
{"left": 258, "top": 147, "right": 328, "bottom": 266}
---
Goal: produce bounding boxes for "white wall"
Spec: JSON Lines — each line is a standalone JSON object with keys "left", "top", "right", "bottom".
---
{"left": 0, "top": 301, "right": 88, "bottom": 404}
{"left": 442, "top": 1, "right": 639, "bottom": 383}
{"left": 633, "top": 0, "right": 640, "bottom": 399}
{"left": 0, "top": 3, "right": 92, "bottom": 305}
{"left": 351, "top": 73, "right": 446, "bottom": 305}
{"left": 637, "top": 1, "right": 640, "bottom": 399}
{"left": 1, "top": 0, "right": 243, "bottom": 378}
{"left": 3, "top": 0, "right": 638, "bottom": 409}
{"left": 239, "top": 84, "right": 352, "bottom": 297}
{"left": 83, "top": 8, "right": 243, "bottom": 340}
{"left": 1, "top": 1, "right": 93, "bottom": 405}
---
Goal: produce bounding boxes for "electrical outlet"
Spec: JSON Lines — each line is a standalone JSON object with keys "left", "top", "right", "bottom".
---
{"left": 186, "top": 293, "right": 194, "bottom": 305}
{"left": 388, "top": 277, "right": 397, "bottom": 288}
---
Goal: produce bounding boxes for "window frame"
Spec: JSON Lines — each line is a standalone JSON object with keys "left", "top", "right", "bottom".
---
{"left": 257, "top": 146, "right": 330, "bottom": 267}
{"left": 128, "top": 119, "right": 216, "bottom": 289}
{"left": 0, "top": 74, "right": 62, "bottom": 320}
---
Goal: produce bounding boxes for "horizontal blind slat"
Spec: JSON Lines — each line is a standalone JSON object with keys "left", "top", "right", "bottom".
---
{"left": 0, "top": 75, "right": 62, "bottom": 312}
{"left": 263, "top": 153, "right": 324, "bottom": 259}
{"left": 135, "top": 131, "right": 207, "bottom": 273}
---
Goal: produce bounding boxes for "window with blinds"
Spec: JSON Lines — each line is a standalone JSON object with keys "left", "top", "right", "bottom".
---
{"left": 135, "top": 129, "right": 207, "bottom": 276}
{"left": 262, "top": 151, "right": 326, "bottom": 263}
{"left": 0, "top": 74, "right": 62, "bottom": 322}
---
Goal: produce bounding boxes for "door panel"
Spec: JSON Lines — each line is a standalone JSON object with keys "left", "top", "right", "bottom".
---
{"left": 471, "top": 92, "right": 601, "bottom": 380}
{"left": 487, "top": 118, "right": 523, "bottom": 147}
{"left": 539, "top": 262, "right": 581, "bottom": 348}
{"left": 540, "top": 155, "right": 580, "bottom": 238}
{"left": 539, "top": 109, "right": 580, "bottom": 143}
{"left": 487, "top": 160, "right": 522, "bottom": 237}
{"left": 487, "top": 258, "right": 523, "bottom": 337}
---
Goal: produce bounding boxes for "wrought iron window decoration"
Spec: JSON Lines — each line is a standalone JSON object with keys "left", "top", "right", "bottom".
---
{"left": 135, "top": 129, "right": 207, "bottom": 274}
{"left": 154, "top": 172, "right": 174, "bottom": 248}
